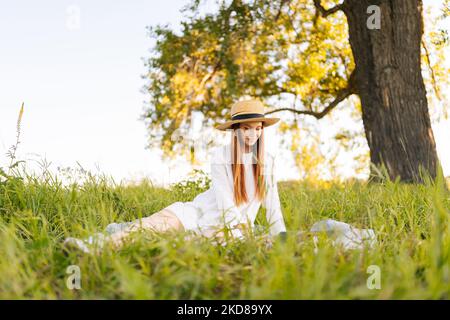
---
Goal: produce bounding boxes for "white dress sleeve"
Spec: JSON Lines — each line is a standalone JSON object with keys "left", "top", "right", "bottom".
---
{"left": 210, "top": 147, "right": 242, "bottom": 229}
{"left": 262, "top": 153, "right": 287, "bottom": 236}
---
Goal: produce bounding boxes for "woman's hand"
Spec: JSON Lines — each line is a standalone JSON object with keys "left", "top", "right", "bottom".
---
{"left": 235, "top": 223, "right": 245, "bottom": 230}
{"left": 235, "top": 223, "right": 250, "bottom": 233}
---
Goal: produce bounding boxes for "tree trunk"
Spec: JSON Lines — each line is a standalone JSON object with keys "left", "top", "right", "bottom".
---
{"left": 343, "top": 0, "right": 439, "bottom": 182}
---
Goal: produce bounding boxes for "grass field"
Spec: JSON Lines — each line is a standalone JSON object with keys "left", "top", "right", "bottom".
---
{"left": 0, "top": 163, "right": 449, "bottom": 299}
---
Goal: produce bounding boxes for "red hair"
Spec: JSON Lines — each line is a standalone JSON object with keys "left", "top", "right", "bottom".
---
{"left": 230, "top": 123, "right": 266, "bottom": 206}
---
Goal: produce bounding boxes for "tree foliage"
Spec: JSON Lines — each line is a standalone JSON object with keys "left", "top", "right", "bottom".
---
{"left": 142, "top": 0, "right": 448, "bottom": 176}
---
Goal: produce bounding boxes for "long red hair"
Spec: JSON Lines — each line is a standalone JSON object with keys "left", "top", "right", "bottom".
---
{"left": 230, "top": 123, "right": 266, "bottom": 206}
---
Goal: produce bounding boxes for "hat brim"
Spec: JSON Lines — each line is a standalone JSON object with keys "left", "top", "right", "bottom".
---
{"left": 215, "top": 117, "right": 280, "bottom": 131}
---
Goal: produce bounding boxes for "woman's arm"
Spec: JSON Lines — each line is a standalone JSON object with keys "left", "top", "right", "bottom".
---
{"left": 262, "top": 154, "right": 287, "bottom": 236}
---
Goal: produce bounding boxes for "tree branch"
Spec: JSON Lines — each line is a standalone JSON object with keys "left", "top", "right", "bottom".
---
{"left": 199, "top": 61, "right": 222, "bottom": 88}
{"left": 275, "top": 0, "right": 290, "bottom": 21}
{"left": 313, "top": 0, "right": 344, "bottom": 17}
{"left": 421, "top": 39, "right": 442, "bottom": 101}
{"left": 265, "top": 71, "right": 356, "bottom": 119}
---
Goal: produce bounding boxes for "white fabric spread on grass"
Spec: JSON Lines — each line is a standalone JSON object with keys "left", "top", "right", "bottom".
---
{"left": 65, "top": 218, "right": 377, "bottom": 254}
{"left": 309, "top": 219, "right": 377, "bottom": 250}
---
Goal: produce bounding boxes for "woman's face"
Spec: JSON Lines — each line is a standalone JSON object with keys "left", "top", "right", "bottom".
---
{"left": 239, "top": 121, "right": 263, "bottom": 147}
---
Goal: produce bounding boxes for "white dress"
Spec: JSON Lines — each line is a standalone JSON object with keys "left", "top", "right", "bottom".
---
{"left": 164, "top": 143, "right": 287, "bottom": 239}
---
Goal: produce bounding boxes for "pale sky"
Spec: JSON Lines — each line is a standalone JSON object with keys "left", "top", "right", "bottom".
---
{"left": 0, "top": 0, "right": 449, "bottom": 187}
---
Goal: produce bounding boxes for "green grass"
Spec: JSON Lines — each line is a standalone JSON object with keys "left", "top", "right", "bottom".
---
{"left": 0, "top": 165, "right": 449, "bottom": 299}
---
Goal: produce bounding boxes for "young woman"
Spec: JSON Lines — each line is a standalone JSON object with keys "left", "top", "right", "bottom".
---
{"left": 63, "top": 99, "right": 287, "bottom": 253}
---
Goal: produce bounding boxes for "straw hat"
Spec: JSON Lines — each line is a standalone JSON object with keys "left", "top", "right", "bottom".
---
{"left": 215, "top": 99, "right": 280, "bottom": 131}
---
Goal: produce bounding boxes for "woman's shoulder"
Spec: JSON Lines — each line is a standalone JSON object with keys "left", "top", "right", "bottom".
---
{"left": 264, "top": 151, "right": 276, "bottom": 166}
{"left": 263, "top": 152, "right": 278, "bottom": 177}
{"left": 210, "top": 144, "right": 229, "bottom": 164}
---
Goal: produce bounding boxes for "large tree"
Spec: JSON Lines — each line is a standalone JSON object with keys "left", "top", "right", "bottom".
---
{"left": 142, "top": 0, "right": 447, "bottom": 182}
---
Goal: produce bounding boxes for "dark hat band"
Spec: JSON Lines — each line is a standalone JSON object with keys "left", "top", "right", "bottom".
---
{"left": 231, "top": 113, "right": 265, "bottom": 120}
